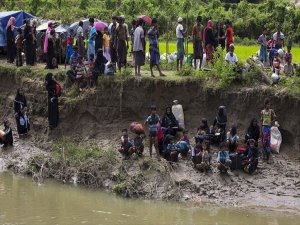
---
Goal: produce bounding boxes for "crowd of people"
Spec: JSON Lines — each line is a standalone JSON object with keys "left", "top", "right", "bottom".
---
{"left": 119, "top": 98, "right": 278, "bottom": 175}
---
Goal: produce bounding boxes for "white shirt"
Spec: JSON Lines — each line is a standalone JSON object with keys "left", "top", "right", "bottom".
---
{"left": 77, "top": 26, "right": 83, "bottom": 37}
{"left": 225, "top": 52, "right": 238, "bottom": 64}
{"left": 273, "top": 32, "right": 285, "bottom": 41}
{"left": 176, "top": 24, "right": 184, "bottom": 39}
{"left": 133, "top": 26, "right": 144, "bottom": 52}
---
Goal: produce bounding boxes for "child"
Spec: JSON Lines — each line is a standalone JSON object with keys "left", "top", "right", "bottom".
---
{"left": 167, "top": 137, "right": 179, "bottom": 162}
{"left": 196, "top": 142, "right": 210, "bottom": 172}
{"left": 145, "top": 105, "right": 161, "bottom": 160}
{"left": 70, "top": 46, "right": 79, "bottom": 71}
{"left": 0, "top": 119, "right": 13, "bottom": 148}
{"left": 87, "top": 53, "right": 95, "bottom": 88}
{"left": 121, "top": 129, "right": 129, "bottom": 144}
{"left": 103, "top": 27, "right": 111, "bottom": 61}
{"left": 75, "top": 56, "right": 87, "bottom": 95}
{"left": 217, "top": 142, "right": 231, "bottom": 173}
{"left": 284, "top": 45, "right": 294, "bottom": 77}
{"left": 133, "top": 134, "right": 144, "bottom": 156}
{"left": 177, "top": 130, "right": 190, "bottom": 157}
{"left": 243, "top": 139, "right": 258, "bottom": 174}
{"left": 15, "top": 28, "right": 23, "bottom": 67}
{"left": 226, "top": 125, "right": 239, "bottom": 153}
{"left": 272, "top": 52, "right": 281, "bottom": 74}
{"left": 195, "top": 118, "right": 210, "bottom": 144}
{"left": 225, "top": 44, "right": 238, "bottom": 65}
{"left": 119, "top": 134, "right": 135, "bottom": 159}
{"left": 65, "top": 29, "right": 74, "bottom": 69}
{"left": 18, "top": 107, "right": 30, "bottom": 135}
{"left": 261, "top": 98, "right": 276, "bottom": 163}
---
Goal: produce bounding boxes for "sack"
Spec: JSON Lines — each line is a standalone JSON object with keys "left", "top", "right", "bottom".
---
{"left": 0, "top": 130, "right": 5, "bottom": 140}
{"left": 129, "top": 122, "right": 145, "bottom": 135}
{"left": 270, "top": 126, "right": 282, "bottom": 154}
{"left": 237, "top": 145, "right": 247, "bottom": 154}
{"left": 55, "top": 83, "right": 62, "bottom": 97}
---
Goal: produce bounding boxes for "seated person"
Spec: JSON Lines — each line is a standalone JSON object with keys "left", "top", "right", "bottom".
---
{"left": 213, "top": 106, "right": 227, "bottom": 142}
{"left": 166, "top": 137, "right": 179, "bottom": 162}
{"left": 225, "top": 44, "right": 238, "bottom": 65}
{"left": 161, "top": 107, "right": 179, "bottom": 136}
{"left": 227, "top": 125, "right": 239, "bottom": 153}
{"left": 217, "top": 142, "right": 231, "bottom": 173}
{"left": 242, "top": 139, "right": 259, "bottom": 175}
{"left": 245, "top": 118, "right": 260, "bottom": 146}
{"left": 18, "top": 107, "right": 30, "bottom": 135}
{"left": 0, "top": 120, "right": 13, "bottom": 148}
{"left": 67, "top": 46, "right": 79, "bottom": 80}
{"left": 177, "top": 130, "right": 190, "bottom": 157}
{"left": 121, "top": 129, "right": 129, "bottom": 144}
{"left": 192, "top": 141, "right": 210, "bottom": 172}
{"left": 195, "top": 118, "right": 210, "bottom": 144}
{"left": 119, "top": 134, "right": 135, "bottom": 158}
{"left": 133, "top": 134, "right": 144, "bottom": 156}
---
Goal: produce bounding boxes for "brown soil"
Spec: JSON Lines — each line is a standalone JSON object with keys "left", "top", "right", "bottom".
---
{"left": 1, "top": 65, "right": 300, "bottom": 212}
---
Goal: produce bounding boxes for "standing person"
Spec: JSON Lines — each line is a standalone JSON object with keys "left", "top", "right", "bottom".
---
{"left": 176, "top": 17, "right": 185, "bottom": 71}
{"left": 145, "top": 105, "right": 161, "bottom": 160}
{"left": 225, "top": 20, "right": 234, "bottom": 52}
{"left": 6, "top": 17, "right": 16, "bottom": 63}
{"left": 45, "top": 73, "right": 60, "bottom": 129}
{"left": 116, "top": 16, "right": 129, "bottom": 72}
{"left": 15, "top": 28, "right": 23, "bottom": 67}
{"left": 215, "top": 21, "right": 225, "bottom": 50}
{"left": 44, "top": 21, "right": 54, "bottom": 68}
{"left": 75, "top": 56, "right": 87, "bottom": 95}
{"left": 273, "top": 25, "right": 284, "bottom": 50}
{"left": 261, "top": 98, "right": 276, "bottom": 163}
{"left": 77, "top": 21, "right": 85, "bottom": 58}
{"left": 24, "top": 20, "right": 34, "bottom": 66}
{"left": 46, "top": 30, "right": 56, "bottom": 69}
{"left": 65, "top": 29, "right": 74, "bottom": 68}
{"left": 0, "top": 20, "right": 5, "bottom": 48}
{"left": 192, "top": 16, "right": 204, "bottom": 69}
{"left": 14, "top": 88, "right": 28, "bottom": 135}
{"left": 130, "top": 19, "right": 136, "bottom": 58}
{"left": 205, "top": 20, "right": 215, "bottom": 64}
{"left": 103, "top": 27, "right": 110, "bottom": 61}
{"left": 148, "top": 18, "right": 165, "bottom": 77}
{"left": 95, "top": 30, "right": 103, "bottom": 53}
{"left": 110, "top": 16, "right": 118, "bottom": 71}
{"left": 133, "top": 19, "right": 145, "bottom": 76}
{"left": 257, "top": 29, "right": 268, "bottom": 65}
{"left": 88, "top": 18, "right": 96, "bottom": 61}
{"left": 31, "top": 19, "right": 38, "bottom": 65}
{"left": 284, "top": 44, "right": 294, "bottom": 77}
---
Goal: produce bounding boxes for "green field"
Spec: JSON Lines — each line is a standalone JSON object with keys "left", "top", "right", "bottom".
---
{"left": 147, "top": 42, "right": 300, "bottom": 64}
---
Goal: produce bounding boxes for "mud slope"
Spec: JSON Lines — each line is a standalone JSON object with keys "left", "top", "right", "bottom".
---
{"left": 1, "top": 70, "right": 300, "bottom": 150}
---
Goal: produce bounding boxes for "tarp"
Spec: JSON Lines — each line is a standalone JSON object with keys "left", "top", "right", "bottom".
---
{"left": 68, "top": 19, "right": 101, "bottom": 37}
{"left": 0, "top": 11, "right": 35, "bottom": 47}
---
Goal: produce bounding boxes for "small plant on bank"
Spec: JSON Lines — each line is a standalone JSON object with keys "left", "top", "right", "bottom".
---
{"left": 118, "top": 68, "right": 132, "bottom": 77}
{"left": 176, "top": 64, "right": 195, "bottom": 77}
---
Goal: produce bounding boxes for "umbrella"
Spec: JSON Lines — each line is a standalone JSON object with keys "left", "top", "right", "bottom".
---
{"left": 94, "top": 21, "right": 108, "bottom": 31}
{"left": 55, "top": 25, "right": 69, "bottom": 33}
{"left": 138, "top": 15, "right": 152, "bottom": 24}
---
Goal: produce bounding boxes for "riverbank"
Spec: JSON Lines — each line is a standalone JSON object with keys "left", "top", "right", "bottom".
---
{"left": 1, "top": 64, "right": 300, "bottom": 213}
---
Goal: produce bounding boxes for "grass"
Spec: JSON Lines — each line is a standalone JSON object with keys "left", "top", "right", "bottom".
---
{"left": 145, "top": 41, "right": 300, "bottom": 64}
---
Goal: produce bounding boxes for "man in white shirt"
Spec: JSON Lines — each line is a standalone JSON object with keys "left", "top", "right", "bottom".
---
{"left": 273, "top": 25, "right": 285, "bottom": 49}
{"left": 133, "top": 19, "right": 145, "bottom": 76}
{"left": 176, "top": 17, "right": 185, "bottom": 71}
{"left": 225, "top": 44, "right": 238, "bottom": 65}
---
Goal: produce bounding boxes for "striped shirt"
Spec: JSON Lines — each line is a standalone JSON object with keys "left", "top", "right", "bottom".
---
{"left": 76, "top": 63, "right": 86, "bottom": 78}
{"left": 70, "top": 53, "right": 78, "bottom": 69}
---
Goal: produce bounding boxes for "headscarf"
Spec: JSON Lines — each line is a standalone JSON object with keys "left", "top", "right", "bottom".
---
{"left": 44, "top": 21, "right": 54, "bottom": 53}
{"left": 216, "top": 106, "right": 227, "bottom": 125}
{"left": 207, "top": 20, "right": 213, "bottom": 28}
{"left": 6, "top": 17, "right": 15, "bottom": 30}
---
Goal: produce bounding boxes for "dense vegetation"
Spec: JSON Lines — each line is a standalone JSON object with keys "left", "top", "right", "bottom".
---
{"left": 1, "top": 0, "right": 300, "bottom": 43}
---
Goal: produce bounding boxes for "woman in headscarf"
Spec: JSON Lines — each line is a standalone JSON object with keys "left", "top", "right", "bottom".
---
{"left": 6, "top": 17, "right": 16, "bottom": 63}
{"left": 45, "top": 73, "right": 59, "bottom": 128}
{"left": 44, "top": 21, "right": 54, "bottom": 68}
{"left": 215, "top": 21, "right": 225, "bottom": 49}
{"left": 245, "top": 118, "right": 260, "bottom": 146}
{"left": 213, "top": 106, "right": 227, "bottom": 141}
{"left": 161, "top": 107, "right": 179, "bottom": 136}
{"left": 204, "top": 20, "right": 215, "bottom": 63}
{"left": 24, "top": 20, "right": 34, "bottom": 66}
{"left": 14, "top": 88, "right": 29, "bottom": 135}
{"left": 31, "top": 20, "right": 38, "bottom": 64}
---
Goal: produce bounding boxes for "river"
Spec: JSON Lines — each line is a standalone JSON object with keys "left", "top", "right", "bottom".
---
{"left": 0, "top": 172, "right": 299, "bottom": 225}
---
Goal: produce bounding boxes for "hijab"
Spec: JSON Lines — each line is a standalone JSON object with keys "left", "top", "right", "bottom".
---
{"left": 216, "top": 106, "right": 227, "bottom": 125}
{"left": 207, "top": 20, "right": 213, "bottom": 29}
{"left": 44, "top": 21, "right": 53, "bottom": 53}
{"left": 6, "top": 17, "right": 15, "bottom": 30}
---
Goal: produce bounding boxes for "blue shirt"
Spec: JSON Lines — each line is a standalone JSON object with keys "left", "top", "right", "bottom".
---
{"left": 70, "top": 53, "right": 78, "bottom": 68}
{"left": 147, "top": 114, "right": 160, "bottom": 132}
{"left": 177, "top": 141, "right": 189, "bottom": 150}
{"left": 89, "top": 26, "right": 96, "bottom": 44}
{"left": 167, "top": 143, "right": 177, "bottom": 153}
{"left": 217, "top": 151, "right": 230, "bottom": 163}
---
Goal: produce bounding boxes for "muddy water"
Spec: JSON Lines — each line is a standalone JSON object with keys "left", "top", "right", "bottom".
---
{"left": 0, "top": 172, "right": 299, "bottom": 225}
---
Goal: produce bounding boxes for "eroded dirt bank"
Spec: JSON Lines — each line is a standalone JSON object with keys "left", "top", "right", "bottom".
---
{"left": 1, "top": 67, "right": 300, "bottom": 211}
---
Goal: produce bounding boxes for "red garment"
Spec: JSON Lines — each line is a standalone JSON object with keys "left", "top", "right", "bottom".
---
{"left": 66, "top": 36, "right": 74, "bottom": 45}
{"left": 226, "top": 27, "right": 234, "bottom": 45}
